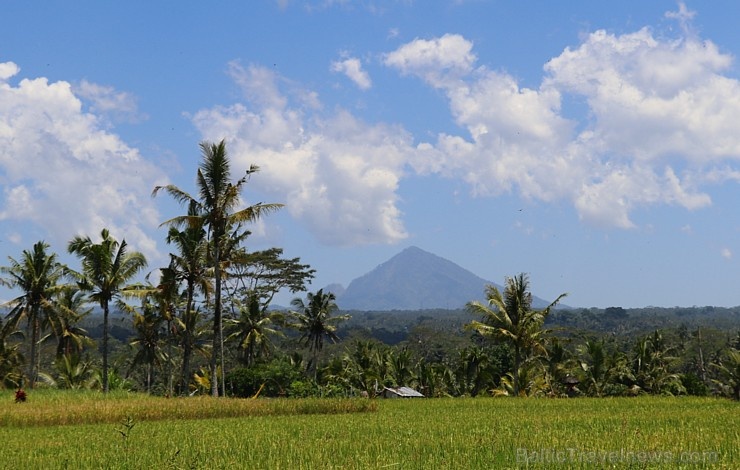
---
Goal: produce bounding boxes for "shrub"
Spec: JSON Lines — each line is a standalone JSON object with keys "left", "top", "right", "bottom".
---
{"left": 226, "top": 359, "right": 303, "bottom": 398}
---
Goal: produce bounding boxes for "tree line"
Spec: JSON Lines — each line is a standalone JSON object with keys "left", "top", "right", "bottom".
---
{"left": 1, "top": 141, "right": 739, "bottom": 400}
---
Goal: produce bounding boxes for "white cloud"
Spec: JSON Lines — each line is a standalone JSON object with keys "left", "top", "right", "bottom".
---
{"left": 383, "top": 10, "right": 740, "bottom": 229}
{"left": 383, "top": 33, "right": 476, "bottom": 87}
{"left": 0, "top": 61, "right": 19, "bottom": 81}
{"left": 331, "top": 57, "right": 372, "bottom": 90}
{"left": 192, "top": 63, "right": 411, "bottom": 246}
{"left": 193, "top": 8, "right": 740, "bottom": 244}
{"left": 721, "top": 247, "right": 733, "bottom": 260}
{"left": 75, "top": 80, "right": 146, "bottom": 123}
{"left": 0, "top": 62, "right": 163, "bottom": 258}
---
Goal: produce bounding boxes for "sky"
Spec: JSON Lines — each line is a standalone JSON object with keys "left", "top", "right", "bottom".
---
{"left": 2, "top": 1, "right": 740, "bottom": 309}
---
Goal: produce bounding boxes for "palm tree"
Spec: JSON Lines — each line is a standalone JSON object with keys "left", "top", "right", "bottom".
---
{"left": 578, "top": 338, "right": 608, "bottom": 396}
{"left": 226, "top": 293, "right": 282, "bottom": 367}
{"left": 164, "top": 203, "right": 212, "bottom": 394}
{"left": 38, "top": 353, "right": 98, "bottom": 390}
{"left": 466, "top": 273, "right": 566, "bottom": 396}
{"left": 128, "top": 302, "right": 167, "bottom": 393}
{"left": 336, "top": 339, "right": 387, "bottom": 397}
{"left": 455, "top": 346, "right": 493, "bottom": 397}
{"left": 631, "top": 330, "right": 684, "bottom": 395}
{"left": 45, "top": 286, "right": 93, "bottom": 359}
{"left": 710, "top": 347, "right": 740, "bottom": 400}
{"left": 153, "top": 139, "right": 283, "bottom": 397}
{"left": 68, "top": 228, "right": 148, "bottom": 393}
{"left": 291, "top": 289, "right": 350, "bottom": 374}
{"left": 0, "top": 317, "right": 25, "bottom": 388}
{"left": 1, "top": 241, "right": 66, "bottom": 388}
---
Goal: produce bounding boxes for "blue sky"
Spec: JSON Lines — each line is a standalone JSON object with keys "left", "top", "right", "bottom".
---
{"left": 2, "top": 1, "right": 740, "bottom": 308}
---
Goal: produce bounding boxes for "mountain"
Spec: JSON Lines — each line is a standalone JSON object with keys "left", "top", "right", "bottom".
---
{"left": 332, "top": 246, "right": 560, "bottom": 311}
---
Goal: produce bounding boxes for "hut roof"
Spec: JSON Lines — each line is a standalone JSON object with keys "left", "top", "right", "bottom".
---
{"left": 383, "top": 386, "right": 424, "bottom": 398}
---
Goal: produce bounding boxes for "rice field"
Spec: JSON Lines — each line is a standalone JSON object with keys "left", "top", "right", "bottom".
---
{"left": 1, "top": 391, "right": 737, "bottom": 469}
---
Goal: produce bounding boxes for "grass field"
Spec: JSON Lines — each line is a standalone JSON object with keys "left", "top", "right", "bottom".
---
{"left": 1, "top": 391, "right": 737, "bottom": 469}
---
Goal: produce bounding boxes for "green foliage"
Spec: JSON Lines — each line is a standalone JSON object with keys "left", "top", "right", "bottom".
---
{"left": 466, "top": 273, "right": 566, "bottom": 396}
{"left": 225, "top": 358, "right": 303, "bottom": 398}
{"left": 153, "top": 139, "right": 283, "bottom": 397}
{"left": 38, "top": 353, "right": 98, "bottom": 390}
{"left": 68, "top": 228, "right": 148, "bottom": 393}
{"left": 1, "top": 241, "right": 66, "bottom": 387}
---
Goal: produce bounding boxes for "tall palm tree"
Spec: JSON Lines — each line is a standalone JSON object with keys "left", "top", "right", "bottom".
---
{"left": 1, "top": 241, "right": 66, "bottom": 388}
{"left": 291, "top": 289, "right": 350, "bottom": 375}
{"left": 164, "top": 202, "right": 212, "bottom": 394}
{"left": 68, "top": 228, "right": 148, "bottom": 393}
{"left": 153, "top": 139, "right": 283, "bottom": 397}
{"left": 466, "top": 273, "right": 566, "bottom": 396}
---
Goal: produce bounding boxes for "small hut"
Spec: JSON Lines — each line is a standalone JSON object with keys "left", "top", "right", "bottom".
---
{"left": 382, "top": 386, "right": 424, "bottom": 398}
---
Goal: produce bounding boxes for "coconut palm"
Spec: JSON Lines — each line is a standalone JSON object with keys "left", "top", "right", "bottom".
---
{"left": 67, "top": 228, "right": 148, "bottom": 393}
{"left": 291, "top": 289, "right": 350, "bottom": 372}
{"left": 466, "top": 273, "right": 566, "bottom": 396}
{"left": 455, "top": 345, "right": 493, "bottom": 397}
{"left": 0, "top": 317, "right": 24, "bottom": 388}
{"left": 336, "top": 339, "right": 388, "bottom": 397}
{"left": 45, "top": 286, "right": 93, "bottom": 359}
{"left": 38, "top": 353, "right": 98, "bottom": 390}
{"left": 1, "top": 241, "right": 66, "bottom": 387}
{"left": 226, "top": 293, "right": 282, "bottom": 367}
{"left": 163, "top": 203, "right": 212, "bottom": 394}
{"left": 153, "top": 139, "right": 283, "bottom": 397}
{"left": 710, "top": 347, "right": 740, "bottom": 400}
{"left": 631, "top": 330, "right": 684, "bottom": 395}
{"left": 128, "top": 302, "right": 167, "bottom": 393}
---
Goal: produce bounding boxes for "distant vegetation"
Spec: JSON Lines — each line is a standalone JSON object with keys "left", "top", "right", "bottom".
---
{"left": 1, "top": 141, "right": 739, "bottom": 401}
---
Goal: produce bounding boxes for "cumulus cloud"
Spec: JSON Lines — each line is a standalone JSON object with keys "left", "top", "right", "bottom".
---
{"left": 192, "top": 62, "right": 411, "bottom": 246}
{"left": 75, "top": 79, "right": 146, "bottom": 123}
{"left": 192, "top": 6, "right": 740, "bottom": 244}
{"left": 331, "top": 57, "right": 372, "bottom": 90}
{"left": 383, "top": 33, "right": 476, "bottom": 87}
{"left": 383, "top": 8, "right": 740, "bottom": 229}
{"left": 0, "top": 62, "right": 163, "bottom": 258}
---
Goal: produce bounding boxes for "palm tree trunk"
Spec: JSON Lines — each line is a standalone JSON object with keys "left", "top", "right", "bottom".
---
{"left": 210, "top": 242, "right": 222, "bottom": 397}
{"left": 513, "top": 344, "right": 521, "bottom": 396}
{"left": 166, "top": 319, "right": 173, "bottom": 396}
{"left": 102, "top": 302, "right": 109, "bottom": 393}
{"left": 180, "top": 286, "right": 195, "bottom": 395}
{"left": 181, "top": 340, "right": 192, "bottom": 395}
{"left": 28, "top": 308, "right": 40, "bottom": 388}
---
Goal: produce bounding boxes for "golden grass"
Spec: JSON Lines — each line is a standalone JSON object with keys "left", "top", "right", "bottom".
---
{"left": 0, "top": 388, "right": 377, "bottom": 427}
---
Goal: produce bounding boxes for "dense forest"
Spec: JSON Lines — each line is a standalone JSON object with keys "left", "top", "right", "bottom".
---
{"left": 1, "top": 141, "right": 739, "bottom": 400}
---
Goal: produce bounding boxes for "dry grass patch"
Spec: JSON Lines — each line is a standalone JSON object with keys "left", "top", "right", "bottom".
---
{"left": 0, "top": 389, "right": 377, "bottom": 427}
